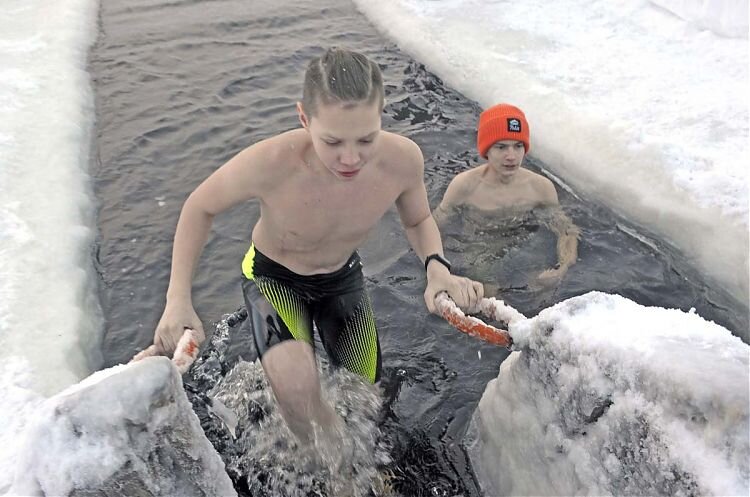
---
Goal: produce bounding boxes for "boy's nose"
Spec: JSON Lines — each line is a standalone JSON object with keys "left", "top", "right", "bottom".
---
{"left": 340, "top": 148, "right": 360, "bottom": 166}
{"left": 505, "top": 148, "right": 521, "bottom": 159}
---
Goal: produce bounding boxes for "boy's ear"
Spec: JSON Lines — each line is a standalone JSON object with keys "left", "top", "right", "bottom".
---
{"left": 297, "top": 102, "right": 310, "bottom": 129}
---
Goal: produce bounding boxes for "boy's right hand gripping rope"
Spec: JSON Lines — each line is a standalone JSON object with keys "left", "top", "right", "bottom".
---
{"left": 434, "top": 292, "right": 526, "bottom": 349}
{"left": 129, "top": 328, "right": 202, "bottom": 374}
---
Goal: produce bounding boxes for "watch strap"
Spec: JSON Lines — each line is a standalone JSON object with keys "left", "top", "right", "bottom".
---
{"left": 424, "top": 253, "right": 451, "bottom": 272}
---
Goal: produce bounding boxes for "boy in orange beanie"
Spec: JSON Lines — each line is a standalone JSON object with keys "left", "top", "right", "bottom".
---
{"left": 435, "top": 103, "right": 578, "bottom": 285}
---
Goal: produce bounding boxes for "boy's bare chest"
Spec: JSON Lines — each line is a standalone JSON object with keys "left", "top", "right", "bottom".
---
{"left": 471, "top": 180, "right": 537, "bottom": 210}
{"left": 265, "top": 178, "right": 400, "bottom": 239}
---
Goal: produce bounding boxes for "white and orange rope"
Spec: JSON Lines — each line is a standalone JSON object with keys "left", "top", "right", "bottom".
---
{"left": 434, "top": 292, "right": 525, "bottom": 348}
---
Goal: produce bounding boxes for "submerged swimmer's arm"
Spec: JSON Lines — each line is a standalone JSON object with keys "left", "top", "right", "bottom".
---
{"left": 534, "top": 180, "right": 579, "bottom": 286}
{"left": 433, "top": 172, "right": 472, "bottom": 226}
{"left": 432, "top": 204, "right": 450, "bottom": 226}
{"left": 537, "top": 180, "right": 579, "bottom": 269}
{"left": 156, "top": 140, "right": 280, "bottom": 355}
{"left": 394, "top": 141, "right": 483, "bottom": 313}
{"left": 548, "top": 207, "right": 580, "bottom": 270}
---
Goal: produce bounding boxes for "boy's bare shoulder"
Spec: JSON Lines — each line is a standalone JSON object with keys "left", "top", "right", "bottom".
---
{"left": 212, "top": 129, "right": 307, "bottom": 200}
{"left": 378, "top": 131, "right": 424, "bottom": 176}
{"left": 448, "top": 166, "right": 482, "bottom": 194}
{"left": 250, "top": 129, "right": 307, "bottom": 167}
{"left": 438, "top": 165, "right": 483, "bottom": 210}
{"left": 455, "top": 165, "right": 484, "bottom": 185}
{"left": 522, "top": 168, "right": 558, "bottom": 204}
{"left": 234, "top": 130, "right": 306, "bottom": 177}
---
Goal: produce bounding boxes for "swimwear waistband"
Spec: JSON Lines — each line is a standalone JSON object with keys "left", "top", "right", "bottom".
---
{"left": 242, "top": 243, "right": 364, "bottom": 298}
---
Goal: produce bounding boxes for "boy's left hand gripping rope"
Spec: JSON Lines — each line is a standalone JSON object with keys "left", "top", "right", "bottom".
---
{"left": 129, "top": 329, "right": 202, "bottom": 374}
{"left": 434, "top": 292, "right": 526, "bottom": 349}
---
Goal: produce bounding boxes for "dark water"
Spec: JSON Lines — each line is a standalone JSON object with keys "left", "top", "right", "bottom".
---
{"left": 90, "top": 0, "right": 748, "bottom": 495}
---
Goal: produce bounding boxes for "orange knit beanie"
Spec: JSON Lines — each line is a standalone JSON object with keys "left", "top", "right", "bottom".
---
{"left": 477, "top": 103, "right": 530, "bottom": 158}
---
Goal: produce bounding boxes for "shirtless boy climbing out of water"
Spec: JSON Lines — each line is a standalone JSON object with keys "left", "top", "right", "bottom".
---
{"left": 434, "top": 103, "right": 579, "bottom": 286}
{"left": 150, "top": 47, "right": 483, "bottom": 446}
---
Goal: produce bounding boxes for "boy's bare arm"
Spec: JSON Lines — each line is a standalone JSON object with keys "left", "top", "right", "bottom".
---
{"left": 535, "top": 177, "right": 578, "bottom": 269}
{"left": 535, "top": 174, "right": 560, "bottom": 207}
{"left": 433, "top": 174, "right": 467, "bottom": 225}
{"left": 395, "top": 141, "right": 441, "bottom": 260}
{"left": 532, "top": 177, "right": 578, "bottom": 286}
{"left": 395, "top": 142, "right": 482, "bottom": 312}
{"left": 548, "top": 207, "right": 580, "bottom": 269}
{"left": 432, "top": 203, "right": 450, "bottom": 226}
{"left": 155, "top": 140, "right": 280, "bottom": 355}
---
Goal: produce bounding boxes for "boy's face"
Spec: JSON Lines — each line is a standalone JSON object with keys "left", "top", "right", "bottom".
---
{"left": 298, "top": 100, "right": 382, "bottom": 181}
{"left": 487, "top": 140, "right": 525, "bottom": 177}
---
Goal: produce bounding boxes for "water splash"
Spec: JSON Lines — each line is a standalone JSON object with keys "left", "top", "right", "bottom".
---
{"left": 186, "top": 313, "right": 398, "bottom": 496}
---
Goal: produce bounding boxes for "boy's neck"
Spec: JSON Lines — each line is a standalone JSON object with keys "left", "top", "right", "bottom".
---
{"left": 482, "top": 164, "right": 520, "bottom": 186}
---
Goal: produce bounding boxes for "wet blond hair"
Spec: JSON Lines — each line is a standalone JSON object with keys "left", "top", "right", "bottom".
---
{"left": 302, "top": 47, "right": 385, "bottom": 117}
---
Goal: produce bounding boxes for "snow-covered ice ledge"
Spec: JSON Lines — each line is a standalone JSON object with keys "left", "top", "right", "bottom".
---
{"left": 7, "top": 357, "right": 236, "bottom": 497}
{"left": 467, "top": 292, "right": 749, "bottom": 496}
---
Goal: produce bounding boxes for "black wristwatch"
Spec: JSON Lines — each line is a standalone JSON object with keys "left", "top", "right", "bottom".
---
{"left": 424, "top": 253, "right": 451, "bottom": 272}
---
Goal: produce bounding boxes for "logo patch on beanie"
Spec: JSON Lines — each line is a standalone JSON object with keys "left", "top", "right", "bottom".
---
{"left": 507, "top": 118, "right": 522, "bottom": 133}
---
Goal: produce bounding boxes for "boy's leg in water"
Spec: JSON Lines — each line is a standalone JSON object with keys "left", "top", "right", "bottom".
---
{"left": 242, "top": 277, "right": 341, "bottom": 445}
{"left": 260, "top": 341, "right": 340, "bottom": 445}
{"left": 313, "top": 289, "right": 382, "bottom": 495}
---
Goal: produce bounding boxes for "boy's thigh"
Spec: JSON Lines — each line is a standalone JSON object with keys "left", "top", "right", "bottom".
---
{"left": 314, "top": 290, "right": 381, "bottom": 383}
{"left": 242, "top": 277, "right": 314, "bottom": 358}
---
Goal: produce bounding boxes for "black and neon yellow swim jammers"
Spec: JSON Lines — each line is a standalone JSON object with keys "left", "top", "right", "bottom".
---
{"left": 241, "top": 243, "right": 381, "bottom": 383}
